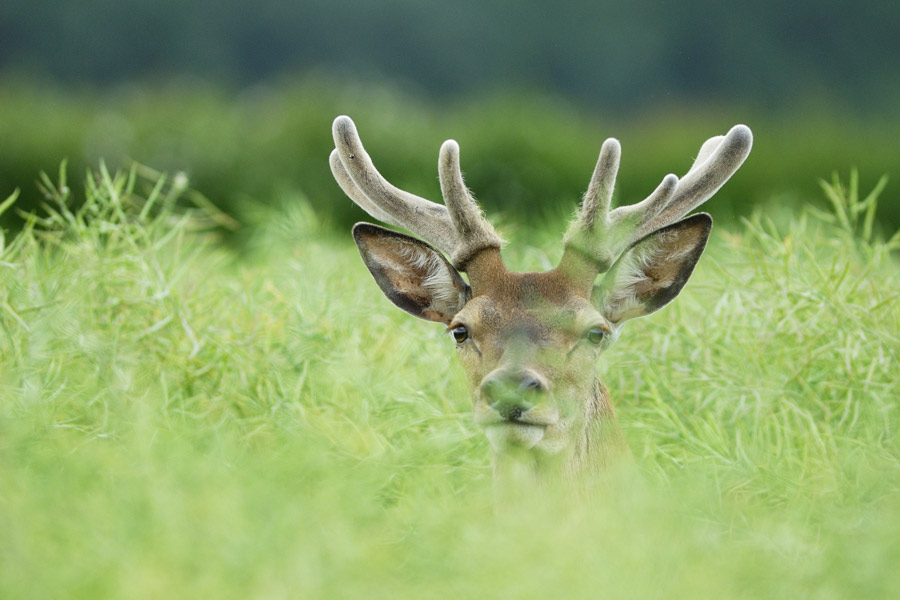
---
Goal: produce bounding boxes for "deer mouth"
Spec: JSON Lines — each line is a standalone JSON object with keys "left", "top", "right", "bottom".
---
{"left": 476, "top": 400, "right": 557, "bottom": 426}
{"left": 486, "top": 418, "right": 549, "bottom": 428}
{"left": 482, "top": 420, "right": 550, "bottom": 450}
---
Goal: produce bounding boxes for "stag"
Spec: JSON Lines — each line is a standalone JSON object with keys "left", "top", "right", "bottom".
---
{"left": 330, "top": 116, "right": 752, "bottom": 483}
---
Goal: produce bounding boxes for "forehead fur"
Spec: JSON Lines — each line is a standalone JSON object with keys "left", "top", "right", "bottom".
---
{"left": 476, "top": 269, "right": 584, "bottom": 305}
{"left": 459, "top": 269, "right": 600, "bottom": 334}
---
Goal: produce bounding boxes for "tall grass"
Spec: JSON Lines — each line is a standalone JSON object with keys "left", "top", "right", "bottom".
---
{"left": 1, "top": 165, "right": 899, "bottom": 599}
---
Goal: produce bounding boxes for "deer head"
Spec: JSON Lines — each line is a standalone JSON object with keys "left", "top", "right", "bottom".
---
{"left": 330, "top": 116, "right": 752, "bottom": 482}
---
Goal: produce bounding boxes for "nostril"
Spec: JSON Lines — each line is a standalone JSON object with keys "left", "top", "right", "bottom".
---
{"left": 520, "top": 375, "right": 545, "bottom": 392}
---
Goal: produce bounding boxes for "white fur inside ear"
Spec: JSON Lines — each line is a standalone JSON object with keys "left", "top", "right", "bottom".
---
{"left": 598, "top": 229, "right": 686, "bottom": 322}
{"left": 605, "top": 237, "right": 653, "bottom": 318}
{"left": 396, "top": 243, "right": 468, "bottom": 310}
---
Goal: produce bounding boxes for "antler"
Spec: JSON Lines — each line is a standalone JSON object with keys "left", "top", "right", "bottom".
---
{"left": 330, "top": 116, "right": 503, "bottom": 271}
{"left": 559, "top": 124, "right": 753, "bottom": 285}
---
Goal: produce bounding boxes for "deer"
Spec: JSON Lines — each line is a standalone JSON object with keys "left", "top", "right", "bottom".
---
{"left": 329, "top": 115, "right": 752, "bottom": 486}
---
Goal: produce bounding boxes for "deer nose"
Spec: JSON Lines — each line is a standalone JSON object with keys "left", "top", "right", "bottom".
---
{"left": 480, "top": 369, "right": 548, "bottom": 420}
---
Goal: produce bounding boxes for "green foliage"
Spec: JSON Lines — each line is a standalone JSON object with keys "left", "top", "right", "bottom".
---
{"left": 1, "top": 165, "right": 899, "bottom": 598}
{"left": 1, "top": 78, "right": 898, "bottom": 239}
{"left": 814, "top": 169, "right": 893, "bottom": 247}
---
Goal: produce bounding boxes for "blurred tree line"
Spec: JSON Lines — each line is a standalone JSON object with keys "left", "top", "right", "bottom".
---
{"left": 2, "top": 0, "right": 899, "bottom": 112}
{"left": 1, "top": 79, "right": 897, "bottom": 238}
{"left": 1, "top": 1, "right": 898, "bottom": 238}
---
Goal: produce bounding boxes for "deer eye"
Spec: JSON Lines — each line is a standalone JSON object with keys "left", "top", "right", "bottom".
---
{"left": 450, "top": 325, "right": 469, "bottom": 344}
{"left": 586, "top": 327, "right": 606, "bottom": 346}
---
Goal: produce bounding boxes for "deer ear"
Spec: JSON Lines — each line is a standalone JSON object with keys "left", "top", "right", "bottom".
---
{"left": 353, "top": 223, "right": 471, "bottom": 324}
{"left": 592, "top": 213, "right": 711, "bottom": 324}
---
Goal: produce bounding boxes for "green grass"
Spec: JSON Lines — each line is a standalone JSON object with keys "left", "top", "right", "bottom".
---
{"left": 1, "top": 165, "right": 899, "bottom": 599}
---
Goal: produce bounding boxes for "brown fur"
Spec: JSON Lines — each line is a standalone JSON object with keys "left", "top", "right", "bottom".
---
{"left": 335, "top": 117, "right": 752, "bottom": 487}
{"left": 353, "top": 225, "right": 710, "bottom": 485}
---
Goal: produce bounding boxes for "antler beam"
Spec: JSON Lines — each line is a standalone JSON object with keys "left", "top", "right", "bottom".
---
{"left": 560, "top": 124, "right": 753, "bottom": 282}
{"left": 330, "top": 116, "right": 502, "bottom": 270}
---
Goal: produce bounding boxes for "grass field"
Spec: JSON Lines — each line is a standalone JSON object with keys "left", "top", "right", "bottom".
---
{"left": 1, "top": 164, "right": 899, "bottom": 599}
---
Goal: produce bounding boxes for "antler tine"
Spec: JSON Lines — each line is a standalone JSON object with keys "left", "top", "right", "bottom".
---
{"left": 632, "top": 124, "right": 753, "bottom": 240}
{"left": 691, "top": 134, "right": 727, "bottom": 171}
{"left": 438, "top": 140, "right": 503, "bottom": 269}
{"left": 560, "top": 124, "right": 752, "bottom": 288}
{"left": 331, "top": 115, "right": 458, "bottom": 255}
{"left": 579, "top": 138, "right": 621, "bottom": 229}
{"left": 561, "top": 138, "right": 626, "bottom": 273}
{"left": 329, "top": 149, "right": 403, "bottom": 228}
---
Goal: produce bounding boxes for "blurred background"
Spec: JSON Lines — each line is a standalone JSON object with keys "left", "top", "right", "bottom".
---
{"left": 1, "top": 0, "right": 898, "bottom": 235}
